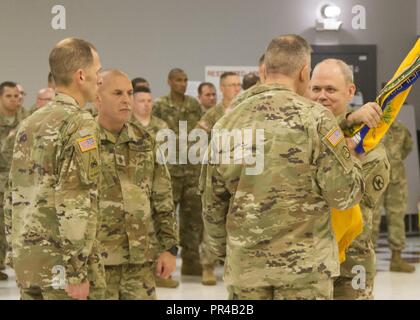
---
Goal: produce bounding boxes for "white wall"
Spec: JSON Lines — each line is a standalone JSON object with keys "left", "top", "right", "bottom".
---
{"left": 0, "top": 0, "right": 418, "bottom": 110}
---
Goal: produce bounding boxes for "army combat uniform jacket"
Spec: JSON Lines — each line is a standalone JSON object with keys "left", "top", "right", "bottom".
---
{"left": 200, "top": 84, "right": 365, "bottom": 287}
{"left": 6, "top": 93, "right": 102, "bottom": 288}
{"left": 97, "top": 123, "right": 178, "bottom": 266}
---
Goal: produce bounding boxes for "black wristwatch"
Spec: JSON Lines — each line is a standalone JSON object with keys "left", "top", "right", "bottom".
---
{"left": 166, "top": 246, "right": 179, "bottom": 256}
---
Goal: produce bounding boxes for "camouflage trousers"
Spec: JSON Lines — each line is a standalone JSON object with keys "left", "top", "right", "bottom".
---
{"left": 0, "top": 193, "right": 5, "bottom": 269}
{"left": 334, "top": 205, "right": 375, "bottom": 300}
{"left": 227, "top": 278, "right": 333, "bottom": 300}
{"left": 102, "top": 263, "right": 156, "bottom": 300}
{"left": 372, "top": 181, "right": 407, "bottom": 250}
{"left": 171, "top": 175, "right": 215, "bottom": 267}
{"left": 20, "top": 285, "right": 105, "bottom": 300}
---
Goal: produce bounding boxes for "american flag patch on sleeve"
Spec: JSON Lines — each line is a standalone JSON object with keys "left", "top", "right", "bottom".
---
{"left": 325, "top": 127, "right": 344, "bottom": 147}
{"left": 77, "top": 136, "right": 97, "bottom": 153}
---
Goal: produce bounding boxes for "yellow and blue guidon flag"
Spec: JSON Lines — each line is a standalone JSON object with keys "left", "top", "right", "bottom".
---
{"left": 343, "top": 38, "right": 420, "bottom": 153}
{"left": 332, "top": 38, "right": 419, "bottom": 263}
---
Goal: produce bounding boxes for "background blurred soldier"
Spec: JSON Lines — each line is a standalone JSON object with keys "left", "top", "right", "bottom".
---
{"left": 197, "top": 82, "right": 217, "bottom": 113}
{"left": 0, "top": 81, "right": 28, "bottom": 281}
{"left": 130, "top": 86, "right": 180, "bottom": 289}
{"left": 372, "top": 121, "right": 415, "bottom": 273}
{"left": 153, "top": 68, "right": 204, "bottom": 277}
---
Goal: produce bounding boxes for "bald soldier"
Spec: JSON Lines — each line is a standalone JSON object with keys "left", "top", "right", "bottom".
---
{"left": 153, "top": 68, "right": 204, "bottom": 276}
{"left": 201, "top": 35, "right": 365, "bottom": 300}
{"left": 0, "top": 81, "right": 29, "bottom": 281}
{"left": 4, "top": 38, "right": 104, "bottom": 300}
{"left": 310, "top": 59, "right": 390, "bottom": 299}
{"left": 95, "top": 70, "right": 178, "bottom": 299}
{"left": 130, "top": 86, "right": 180, "bottom": 289}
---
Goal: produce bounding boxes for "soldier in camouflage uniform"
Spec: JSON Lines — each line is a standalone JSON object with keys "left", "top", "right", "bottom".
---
{"left": 153, "top": 68, "right": 204, "bottom": 276}
{"left": 372, "top": 120, "right": 415, "bottom": 273}
{"left": 200, "top": 35, "right": 365, "bottom": 300}
{"left": 130, "top": 86, "right": 179, "bottom": 289}
{"left": 0, "top": 81, "right": 29, "bottom": 281}
{"left": 195, "top": 72, "right": 242, "bottom": 285}
{"left": 95, "top": 70, "right": 178, "bottom": 299}
{"left": 310, "top": 59, "right": 390, "bottom": 299}
{"left": 28, "top": 87, "right": 55, "bottom": 115}
{"left": 197, "top": 82, "right": 217, "bottom": 113}
{"left": 4, "top": 38, "right": 105, "bottom": 300}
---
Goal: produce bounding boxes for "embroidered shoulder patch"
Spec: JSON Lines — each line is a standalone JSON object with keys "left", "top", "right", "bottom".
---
{"left": 77, "top": 136, "right": 97, "bottom": 152}
{"left": 325, "top": 127, "right": 344, "bottom": 147}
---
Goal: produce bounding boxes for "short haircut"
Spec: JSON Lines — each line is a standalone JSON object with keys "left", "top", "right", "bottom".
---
{"left": 133, "top": 86, "right": 151, "bottom": 95}
{"left": 242, "top": 73, "right": 260, "bottom": 90}
{"left": 132, "top": 77, "right": 149, "bottom": 88}
{"left": 48, "top": 71, "right": 54, "bottom": 84}
{"left": 264, "top": 34, "right": 312, "bottom": 77}
{"left": 49, "top": 37, "right": 97, "bottom": 86}
{"left": 220, "top": 71, "right": 239, "bottom": 84}
{"left": 0, "top": 81, "right": 17, "bottom": 95}
{"left": 259, "top": 53, "right": 265, "bottom": 66}
{"left": 198, "top": 82, "right": 216, "bottom": 95}
{"left": 315, "top": 59, "right": 354, "bottom": 84}
{"left": 98, "top": 69, "right": 130, "bottom": 91}
{"left": 168, "top": 68, "right": 186, "bottom": 80}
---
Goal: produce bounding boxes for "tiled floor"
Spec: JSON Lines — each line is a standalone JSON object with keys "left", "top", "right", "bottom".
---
{"left": 1, "top": 236, "right": 419, "bottom": 300}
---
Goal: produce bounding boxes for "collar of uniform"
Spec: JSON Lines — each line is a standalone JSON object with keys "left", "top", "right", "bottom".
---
{"left": 163, "top": 94, "right": 193, "bottom": 109}
{"left": 249, "top": 83, "right": 292, "bottom": 96}
{"left": 54, "top": 92, "right": 80, "bottom": 108}
{"left": 0, "top": 107, "right": 26, "bottom": 126}
{"left": 100, "top": 125, "right": 121, "bottom": 144}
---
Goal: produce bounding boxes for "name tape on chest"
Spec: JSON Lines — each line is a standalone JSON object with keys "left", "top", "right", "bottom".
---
{"left": 326, "top": 127, "right": 344, "bottom": 147}
{"left": 77, "top": 136, "right": 98, "bottom": 153}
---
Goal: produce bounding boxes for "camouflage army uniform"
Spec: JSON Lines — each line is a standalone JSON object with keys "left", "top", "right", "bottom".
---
{"left": 197, "top": 103, "right": 225, "bottom": 135}
{"left": 372, "top": 121, "right": 413, "bottom": 250}
{"left": 153, "top": 95, "right": 203, "bottom": 271}
{"left": 97, "top": 122, "right": 178, "bottom": 300}
{"left": 200, "top": 83, "right": 365, "bottom": 300}
{"left": 0, "top": 107, "right": 28, "bottom": 273}
{"left": 334, "top": 142, "right": 390, "bottom": 300}
{"left": 131, "top": 115, "right": 169, "bottom": 140}
{"left": 85, "top": 102, "right": 99, "bottom": 117}
{"left": 196, "top": 103, "right": 228, "bottom": 268}
{"left": 4, "top": 93, "right": 105, "bottom": 299}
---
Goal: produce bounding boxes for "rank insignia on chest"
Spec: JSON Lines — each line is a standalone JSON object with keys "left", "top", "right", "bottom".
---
{"left": 116, "top": 154, "right": 126, "bottom": 166}
{"left": 326, "top": 127, "right": 344, "bottom": 147}
{"left": 77, "top": 136, "right": 97, "bottom": 152}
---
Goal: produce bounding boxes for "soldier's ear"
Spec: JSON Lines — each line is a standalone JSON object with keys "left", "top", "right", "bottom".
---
{"left": 299, "top": 64, "right": 310, "bottom": 83}
{"left": 348, "top": 83, "right": 356, "bottom": 98}
{"left": 74, "top": 69, "right": 85, "bottom": 84}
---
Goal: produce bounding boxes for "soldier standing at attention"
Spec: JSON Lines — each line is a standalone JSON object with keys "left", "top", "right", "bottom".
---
{"left": 0, "top": 81, "right": 28, "bottom": 281}
{"left": 95, "top": 70, "right": 178, "bottom": 299}
{"left": 153, "top": 68, "right": 203, "bottom": 276}
{"left": 201, "top": 34, "right": 365, "bottom": 300}
{"left": 372, "top": 120, "right": 415, "bottom": 273}
{"left": 310, "top": 58, "right": 390, "bottom": 299}
{"left": 130, "top": 86, "right": 180, "bottom": 289}
{"left": 6, "top": 38, "right": 104, "bottom": 300}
